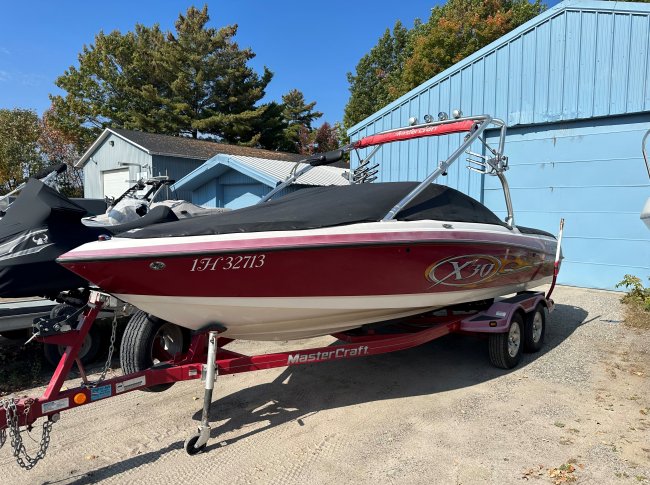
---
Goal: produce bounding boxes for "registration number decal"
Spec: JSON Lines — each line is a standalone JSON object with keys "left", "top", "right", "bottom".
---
{"left": 190, "top": 254, "right": 266, "bottom": 272}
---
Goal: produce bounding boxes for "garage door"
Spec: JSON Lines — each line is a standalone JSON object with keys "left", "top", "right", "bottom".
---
{"left": 485, "top": 116, "right": 650, "bottom": 290}
{"left": 102, "top": 169, "right": 130, "bottom": 199}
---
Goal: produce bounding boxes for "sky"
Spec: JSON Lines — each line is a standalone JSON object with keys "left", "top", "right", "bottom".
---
{"left": 0, "top": 0, "right": 561, "bottom": 126}
{"left": 0, "top": 0, "right": 439, "bottom": 125}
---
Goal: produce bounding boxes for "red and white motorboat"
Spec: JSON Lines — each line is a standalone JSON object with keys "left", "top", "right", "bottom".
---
{"left": 58, "top": 114, "right": 559, "bottom": 341}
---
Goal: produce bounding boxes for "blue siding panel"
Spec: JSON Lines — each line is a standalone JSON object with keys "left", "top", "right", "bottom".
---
{"left": 483, "top": 52, "right": 497, "bottom": 116}
{"left": 217, "top": 169, "right": 259, "bottom": 185}
{"left": 646, "top": 17, "right": 650, "bottom": 110}
{"left": 562, "top": 11, "right": 581, "bottom": 119}
{"left": 593, "top": 13, "right": 614, "bottom": 116}
{"left": 507, "top": 38, "right": 523, "bottom": 125}
{"left": 610, "top": 14, "right": 631, "bottom": 114}
{"left": 484, "top": 115, "right": 650, "bottom": 289}
{"left": 192, "top": 181, "right": 217, "bottom": 207}
{"left": 520, "top": 30, "right": 536, "bottom": 124}
{"left": 534, "top": 21, "right": 551, "bottom": 122}
{"left": 152, "top": 155, "right": 203, "bottom": 202}
{"left": 577, "top": 12, "right": 597, "bottom": 118}
{"left": 629, "top": 15, "right": 649, "bottom": 112}
{"left": 547, "top": 13, "right": 566, "bottom": 121}
{"left": 472, "top": 58, "right": 485, "bottom": 117}
{"left": 495, "top": 46, "right": 509, "bottom": 120}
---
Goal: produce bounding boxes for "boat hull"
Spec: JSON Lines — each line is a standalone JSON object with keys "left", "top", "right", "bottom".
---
{"left": 59, "top": 223, "right": 557, "bottom": 340}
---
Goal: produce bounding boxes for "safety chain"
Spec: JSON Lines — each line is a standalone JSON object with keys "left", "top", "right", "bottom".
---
{"left": 1, "top": 398, "right": 53, "bottom": 470}
{"left": 83, "top": 311, "right": 118, "bottom": 388}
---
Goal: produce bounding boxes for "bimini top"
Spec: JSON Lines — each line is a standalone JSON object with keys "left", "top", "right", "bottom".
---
{"left": 121, "top": 182, "right": 506, "bottom": 239}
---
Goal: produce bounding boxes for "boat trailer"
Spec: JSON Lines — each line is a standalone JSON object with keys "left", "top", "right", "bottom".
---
{"left": 0, "top": 288, "right": 555, "bottom": 469}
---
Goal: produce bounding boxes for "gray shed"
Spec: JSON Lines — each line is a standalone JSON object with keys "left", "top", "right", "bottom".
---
{"left": 76, "top": 129, "right": 302, "bottom": 202}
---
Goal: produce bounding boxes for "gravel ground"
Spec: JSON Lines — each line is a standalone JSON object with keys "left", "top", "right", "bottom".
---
{"left": 0, "top": 285, "right": 648, "bottom": 484}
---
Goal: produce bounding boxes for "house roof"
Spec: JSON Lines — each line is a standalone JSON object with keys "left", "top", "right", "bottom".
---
{"left": 76, "top": 128, "right": 304, "bottom": 167}
{"left": 173, "top": 154, "right": 350, "bottom": 193}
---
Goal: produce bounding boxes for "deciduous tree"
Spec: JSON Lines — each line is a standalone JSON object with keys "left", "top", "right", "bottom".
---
{"left": 344, "top": 21, "right": 412, "bottom": 129}
{"left": 39, "top": 110, "right": 84, "bottom": 197}
{"left": 296, "top": 122, "right": 341, "bottom": 155}
{"left": 343, "top": 0, "right": 544, "bottom": 128}
{"left": 0, "top": 109, "right": 42, "bottom": 193}
{"left": 397, "top": 0, "right": 544, "bottom": 91}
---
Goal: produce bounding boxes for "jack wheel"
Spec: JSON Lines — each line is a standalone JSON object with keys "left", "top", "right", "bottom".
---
{"left": 524, "top": 304, "right": 546, "bottom": 353}
{"left": 184, "top": 434, "right": 207, "bottom": 455}
{"left": 120, "top": 311, "right": 186, "bottom": 392}
{"left": 488, "top": 313, "right": 524, "bottom": 369}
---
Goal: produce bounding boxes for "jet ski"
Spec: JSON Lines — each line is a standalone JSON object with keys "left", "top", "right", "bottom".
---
{"left": 0, "top": 174, "right": 181, "bottom": 299}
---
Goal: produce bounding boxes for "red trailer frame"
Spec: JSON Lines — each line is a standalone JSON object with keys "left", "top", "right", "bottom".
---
{"left": 0, "top": 289, "right": 553, "bottom": 467}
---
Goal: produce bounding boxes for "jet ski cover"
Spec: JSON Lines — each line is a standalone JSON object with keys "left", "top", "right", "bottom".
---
{"left": 0, "top": 179, "right": 99, "bottom": 297}
{"left": 0, "top": 179, "right": 179, "bottom": 297}
{"left": 121, "top": 182, "right": 509, "bottom": 239}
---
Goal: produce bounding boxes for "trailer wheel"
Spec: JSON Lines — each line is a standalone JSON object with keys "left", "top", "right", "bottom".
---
{"left": 120, "top": 311, "right": 185, "bottom": 392}
{"left": 488, "top": 313, "right": 523, "bottom": 369}
{"left": 523, "top": 304, "right": 546, "bottom": 353}
{"left": 184, "top": 434, "right": 207, "bottom": 455}
{"left": 43, "top": 304, "right": 102, "bottom": 367}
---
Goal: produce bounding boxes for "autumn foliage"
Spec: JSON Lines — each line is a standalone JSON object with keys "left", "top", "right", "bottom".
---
{"left": 344, "top": 0, "right": 545, "bottom": 128}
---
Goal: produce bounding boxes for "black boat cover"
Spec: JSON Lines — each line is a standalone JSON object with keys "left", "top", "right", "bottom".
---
{"left": 122, "top": 182, "right": 510, "bottom": 239}
{"left": 0, "top": 179, "right": 179, "bottom": 298}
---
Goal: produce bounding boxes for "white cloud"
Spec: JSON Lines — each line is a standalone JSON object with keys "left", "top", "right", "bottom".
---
{"left": 0, "top": 70, "right": 10, "bottom": 82}
{"left": 19, "top": 72, "right": 46, "bottom": 87}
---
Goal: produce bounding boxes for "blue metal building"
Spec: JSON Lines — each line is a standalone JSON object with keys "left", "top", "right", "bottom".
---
{"left": 348, "top": 0, "right": 650, "bottom": 290}
{"left": 173, "top": 154, "right": 349, "bottom": 209}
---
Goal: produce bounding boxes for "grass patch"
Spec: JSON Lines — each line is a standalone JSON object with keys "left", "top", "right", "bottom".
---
{"left": 623, "top": 300, "right": 650, "bottom": 330}
{"left": 616, "top": 275, "right": 650, "bottom": 330}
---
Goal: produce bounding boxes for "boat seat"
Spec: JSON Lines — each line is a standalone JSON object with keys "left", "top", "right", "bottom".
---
{"left": 102, "top": 205, "right": 179, "bottom": 234}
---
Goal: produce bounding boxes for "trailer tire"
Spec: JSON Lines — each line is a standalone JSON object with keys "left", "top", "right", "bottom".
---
{"left": 43, "top": 304, "right": 102, "bottom": 367}
{"left": 523, "top": 304, "right": 546, "bottom": 353}
{"left": 488, "top": 313, "right": 523, "bottom": 369}
{"left": 120, "top": 311, "right": 185, "bottom": 393}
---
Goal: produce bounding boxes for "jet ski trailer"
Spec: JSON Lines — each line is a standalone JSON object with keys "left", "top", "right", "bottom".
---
{"left": 0, "top": 114, "right": 565, "bottom": 468}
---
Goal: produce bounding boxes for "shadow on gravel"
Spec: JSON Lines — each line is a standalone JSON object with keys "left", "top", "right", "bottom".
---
{"left": 192, "top": 303, "right": 590, "bottom": 451}
{"left": 52, "top": 442, "right": 183, "bottom": 485}
{"left": 62, "top": 303, "right": 589, "bottom": 482}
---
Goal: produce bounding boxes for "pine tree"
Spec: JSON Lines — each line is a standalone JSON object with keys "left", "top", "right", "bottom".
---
{"left": 50, "top": 6, "right": 273, "bottom": 144}
{"left": 282, "top": 89, "right": 323, "bottom": 130}
{"left": 278, "top": 89, "right": 323, "bottom": 152}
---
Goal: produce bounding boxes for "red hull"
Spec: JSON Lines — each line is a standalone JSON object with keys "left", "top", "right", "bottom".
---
{"left": 60, "top": 241, "right": 555, "bottom": 299}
